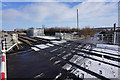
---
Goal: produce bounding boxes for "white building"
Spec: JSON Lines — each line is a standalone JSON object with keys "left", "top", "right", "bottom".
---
{"left": 27, "top": 28, "right": 45, "bottom": 36}
{"left": 55, "top": 33, "right": 73, "bottom": 40}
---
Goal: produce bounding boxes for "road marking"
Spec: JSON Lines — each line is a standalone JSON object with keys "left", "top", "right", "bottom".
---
{"left": 62, "top": 51, "right": 66, "bottom": 53}
{"left": 54, "top": 60, "right": 61, "bottom": 65}
{"left": 34, "top": 73, "right": 44, "bottom": 78}
{"left": 54, "top": 73, "right": 62, "bottom": 80}
{"left": 50, "top": 57, "right": 55, "bottom": 60}
{"left": 50, "top": 48, "right": 58, "bottom": 52}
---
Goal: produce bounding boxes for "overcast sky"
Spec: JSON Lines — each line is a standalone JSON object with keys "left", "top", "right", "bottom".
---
{"left": 1, "top": 0, "right": 119, "bottom": 31}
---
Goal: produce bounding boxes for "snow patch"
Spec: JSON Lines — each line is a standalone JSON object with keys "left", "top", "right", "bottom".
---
{"left": 93, "top": 48, "right": 120, "bottom": 57}
{"left": 51, "top": 40, "right": 67, "bottom": 44}
{"left": 62, "top": 64, "right": 72, "bottom": 71}
{"left": 31, "top": 47, "right": 40, "bottom": 51}
{"left": 46, "top": 43, "right": 54, "bottom": 46}
{"left": 81, "top": 58, "right": 118, "bottom": 78}
{"left": 36, "top": 36, "right": 59, "bottom": 40}
{"left": 96, "top": 44, "right": 120, "bottom": 51}
{"left": 35, "top": 44, "right": 49, "bottom": 49}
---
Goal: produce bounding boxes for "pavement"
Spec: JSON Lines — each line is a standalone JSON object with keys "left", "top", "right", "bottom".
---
{"left": 7, "top": 48, "right": 61, "bottom": 78}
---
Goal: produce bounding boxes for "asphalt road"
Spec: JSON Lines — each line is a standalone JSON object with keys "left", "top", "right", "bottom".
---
{"left": 7, "top": 45, "right": 76, "bottom": 79}
{"left": 7, "top": 48, "right": 62, "bottom": 78}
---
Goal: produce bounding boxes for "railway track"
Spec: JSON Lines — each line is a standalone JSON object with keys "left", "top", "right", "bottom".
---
{"left": 17, "top": 35, "right": 120, "bottom": 79}
{"left": 19, "top": 36, "right": 120, "bottom": 62}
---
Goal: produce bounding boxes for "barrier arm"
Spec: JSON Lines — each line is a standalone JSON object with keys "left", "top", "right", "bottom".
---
{"left": 1, "top": 40, "right": 7, "bottom": 80}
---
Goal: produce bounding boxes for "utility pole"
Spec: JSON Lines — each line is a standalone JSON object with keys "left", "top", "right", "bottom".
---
{"left": 77, "top": 9, "right": 79, "bottom": 34}
{"left": 113, "top": 23, "right": 116, "bottom": 44}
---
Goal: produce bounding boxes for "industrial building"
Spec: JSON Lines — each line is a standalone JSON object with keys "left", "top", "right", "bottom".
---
{"left": 55, "top": 33, "right": 73, "bottom": 40}
{"left": 27, "top": 28, "right": 45, "bottom": 36}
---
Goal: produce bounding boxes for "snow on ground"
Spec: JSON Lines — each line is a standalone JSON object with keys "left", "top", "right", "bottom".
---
{"left": 34, "top": 43, "right": 55, "bottom": 50}
{"left": 81, "top": 58, "right": 118, "bottom": 78}
{"left": 32, "top": 40, "right": 66, "bottom": 50}
{"left": 70, "top": 67, "right": 96, "bottom": 78}
{"left": 36, "top": 36, "right": 67, "bottom": 45}
{"left": 96, "top": 43, "right": 120, "bottom": 51}
{"left": 71, "top": 51, "right": 119, "bottom": 78}
{"left": 62, "top": 53, "right": 72, "bottom": 60}
{"left": 62, "top": 63, "right": 96, "bottom": 78}
{"left": 35, "top": 44, "right": 49, "bottom": 49}
{"left": 62, "top": 54, "right": 97, "bottom": 78}
{"left": 77, "top": 50, "right": 119, "bottom": 66}
{"left": 36, "top": 36, "right": 59, "bottom": 40}
{"left": 32, "top": 43, "right": 54, "bottom": 51}
{"left": 69, "top": 55, "right": 84, "bottom": 66}
{"left": 91, "top": 49, "right": 119, "bottom": 59}
{"left": 62, "top": 64, "right": 72, "bottom": 71}
{"left": 93, "top": 48, "right": 120, "bottom": 55}
{"left": 81, "top": 43, "right": 120, "bottom": 58}
{"left": 51, "top": 40, "right": 67, "bottom": 44}
{"left": 91, "top": 55, "right": 118, "bottom": 66}
{"left": 31, "top": 47, "right": 40, "bottom": 51}
{"left": 46, "top": 43, "right": 54, "bottom": 46}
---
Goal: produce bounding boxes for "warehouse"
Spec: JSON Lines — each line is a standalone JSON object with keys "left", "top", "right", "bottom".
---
{"left": 55, "top": 33, "right": 73, "bottom": 40}
{"left": 27, "top": 28, "right": 45, "bottom": 36}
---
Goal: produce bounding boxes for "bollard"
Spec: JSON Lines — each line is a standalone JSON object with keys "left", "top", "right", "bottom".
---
{"left": 1, "top": 53, "right": 6, "bottom": 80}
{"left": 1, "top": 39, "right": 7, "bottom": 80}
